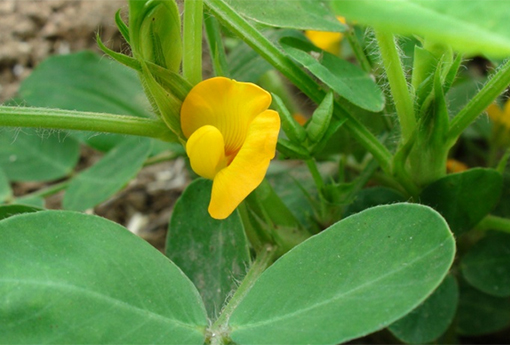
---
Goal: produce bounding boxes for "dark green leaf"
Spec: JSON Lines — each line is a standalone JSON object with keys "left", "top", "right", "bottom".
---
{"left": 226, "top": 0, "right": 345, "bottom": 31}
{"left": 457, "top": 279, "right": 510, "bottom": 336}
{"left": 19, "top": 51, "right": 152, "bottom": 151}
{"left": 0, "top": 204, "right": 41, "bottom": 221}
{"left": 63, "top": 137, "right": 152, "bottom": 211}
{"left": 331, "top": 0, "right": 510, "bottom": 58}
{"left": 461, "top": 233, "right": 510, "bottom": 297}
{"left": 280, "top": 37, "right": 385, "bottom": 112}
{"left": 166, "top": 179, "right": 251, "bottom": 319}
{"left": 420, "top": 168, "right": 503, "bottom": 236}
{"left": 344, "top": 187, "right": 407, "bottom": 217}
{"left": 0, "top": 129, "right": 80, "bottom": 182}
{"left": 389, "top": 274, "right": 459, "bottom": 344}
{"left": 229, "top": 203, "right": 455, "bottom": 345}
{"left": 0, "top": 211, "right": 207, "bottom": 344}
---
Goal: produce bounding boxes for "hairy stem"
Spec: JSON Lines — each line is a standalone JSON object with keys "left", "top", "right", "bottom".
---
{"left": 448, "top": 59, "right": 510, "bottom": 146}
{"left": 0, "top": 106, "right": 174, "bottom": 141}
{"left": 209, "top": 244, "right": 277, "bottom": 343}
{"left": 183, "top": 0, "right": 204, "bottom": 85}
{"left": 375, "top": 30, "right": 416, "bottom": 143}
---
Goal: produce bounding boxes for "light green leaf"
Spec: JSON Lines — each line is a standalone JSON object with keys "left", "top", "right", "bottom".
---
{"left": 389, "top": 274, "right": 459, "bottom": 344}
{"left": 0, "top": 169, "right": 11, "bottom": 202}
{"left": 0, "top": 211, "right": 207, "bottom": 344}
{"left": 13, "top": 196, "right": 45, "bottom": 208}
{"left": 331, "top": 0, "right": 510, "bottom": 58}
{"left": 226, "top": 0, "right": 345, "bottom": 31}
{"left": 457, "top": 279, "right": 510, "bottom": 336}
{"left": 420, "top": 168, "right": 503, "bottom": 236}
{"left": 19, "top": 51, "right": 152, "bottom": 151}
{"left": 63, "top": 137, "right": 152, "bottom": 211}
{"left": 229, "top": 203, "right": 455, "bottom": 345}
{"left": 166, "top": 179, "right": 251, "bottom": 320}
{"left": 0, "top": 129, "right": 80, "bottom": 182}
{"left": 461, "top": 233, "right": 510, "bottom": 297}
{"left": 280, "top": 37, "right": 385, "bottom": 112}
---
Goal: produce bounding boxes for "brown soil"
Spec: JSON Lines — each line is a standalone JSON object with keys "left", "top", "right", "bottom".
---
{"left": 0, "top": 0, "right": 125, "bottom": 102}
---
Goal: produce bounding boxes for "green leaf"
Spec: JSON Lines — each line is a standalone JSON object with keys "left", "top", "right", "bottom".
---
{"left": 272, "top": 93, "right": 307, "bottom": 143}
{"left": 0, "top": 211, "right": 207, "bottom": 344}
{"left": 13, "top": 196, "right": 45, "bottom": 208}
{"left": 457, "top": 279, "right": 510, "bottom": 336}
{"left": 344, "top": 187, "right": 407, "bottom": 217}
{"left": 389, "top": 274, "right": 459, "bottom": 344}
{"left": 166, "top": 179, "right": 251, "bottom": 319}
{"left": 493, "top": 172, "right": 510, "bottom": 217}
{"left": 228, "top": 203, "right": 455, "bottom": 345}
{"left": 461, "top": 233, "right": 510, "bottom": 297}
{"left": 0, "top": 129, "right": 80, "bottom": 182}
{"left": 331, "top": 0, "right": 510, "bottom": 58}
{"left": 63, "top": 137, "right": 152, "bottom": 211}
{"left": 225, "top": 0, "right": 345, "bottom": 31}
{"left": 115, "top": 9, "right": 130, "bottom": 44}
{"left": 420, "top": 168, "right": 503, "bottom": 236}
{"left": 0, "top": 169, "right": 12, "bottom": 202}
{"left": 19, "top": 51, "right": 152, "bottom": 151}
{"left": 0, "top": 204, "right": 41, "bottom": 221}
{"left": 280, "top": 37, "right": 385, "bottom": 112}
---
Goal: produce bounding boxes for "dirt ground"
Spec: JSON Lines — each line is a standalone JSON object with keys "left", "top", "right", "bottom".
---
{"left": 1, "top": 0, "right": 188, "bottom": 250}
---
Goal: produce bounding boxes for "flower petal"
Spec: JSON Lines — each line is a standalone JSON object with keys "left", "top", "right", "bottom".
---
{"left": 186, "top": 125, "right": 227, "bottom": 180}
{"left": 208, "top": 110, "right": 280, "bottom": 219}
{"left": 487, "top": 103, "right": 504, "bottom": 123}
{"left": 181, "top": 77, "right": 272, "bottom": 156}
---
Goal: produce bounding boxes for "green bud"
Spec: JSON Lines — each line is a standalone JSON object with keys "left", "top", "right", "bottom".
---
{"left": 129, "top": 0, "right": 182, "bottom": 72}
{"left": 307, "top": 92, "right": 334, "bottom": 144}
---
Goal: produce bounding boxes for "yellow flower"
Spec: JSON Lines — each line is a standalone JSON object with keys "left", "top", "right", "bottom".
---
{"left": 181, "top": 77, "right": 281, "bottom": 220}
{"left": 487, "top": 100, "right": 510, "bottom": 147}
{"left": 304, "top": 17, "right": 346, "bottom": 55}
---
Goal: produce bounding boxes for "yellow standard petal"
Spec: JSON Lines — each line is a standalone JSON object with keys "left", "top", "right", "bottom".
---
{"left": 181, "top": 77, "right": 272, "bottom": 156}
{"left": 208, "top": 110, "right": 280, "bottom": 219}
{"left": 186, "top": 125, "right": 227, "bottom": 180}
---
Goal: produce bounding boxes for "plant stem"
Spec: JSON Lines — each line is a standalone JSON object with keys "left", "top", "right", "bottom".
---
{"left": 375, "top": 30, "right": 416, "bottom": 143}
{"left": 183, "top": 0, "right": 204, "bottom": 85}
{"left": 477, "top": 214, "right": 510, "bottom": 234}
{"left": 447, "top": 59, "right": 510, "bottom": 147}
{"left": 0, "top": 106, "right": 174, "bottom": 141}
{"left": 204, "top": 0, "right": 395, "bottom": 177}
{"left": 14, "top": 180, "right": 69, "bottom": 202}
{"left": 209, "top": 244, "right": 277, "bottom": 342}
{"left": 345, "top": 26, "right": 372, "bottom": 73}
{"left": 306, "top": 159, "right": 324, "bottom": 191}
